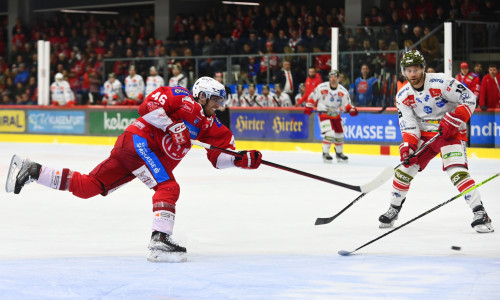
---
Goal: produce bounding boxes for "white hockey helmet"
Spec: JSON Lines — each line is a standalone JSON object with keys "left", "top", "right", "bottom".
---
{"left": 329, "top": 69, "right": 340, "bottom": 77}
{"left": 192, "top": 76, "right": 226, "bottom": 106}
{"left": 55, "top": 72, "right": 64, "bottom": 81}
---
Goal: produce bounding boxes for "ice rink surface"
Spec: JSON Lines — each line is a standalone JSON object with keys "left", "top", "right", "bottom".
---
{"left": 0, "top": 142, "right": 499, "bottom": 299}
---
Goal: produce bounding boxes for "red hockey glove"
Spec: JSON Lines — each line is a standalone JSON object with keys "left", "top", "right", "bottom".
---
{"left": 439, "top": 112, "right": 464, "bottom": 139}
{"left": 167, "top": 122, "right": 191, "bottom": 146}
{"left": 349, "top": 107, "right": 359, "bottom": 116}
{"left": 345, "top": 104, "right": 358, "bottom": 116}
{"left": 234, "top": 150, "right": 262, "bottom": 169}
{"left": 399, "top": 142, "right": 418, "bottom": 167}
{"left": 113, "top": 94, "right": 118, "bottom": 100}
{"left": 304, "top": 106, "right": 313, "bottom": 115}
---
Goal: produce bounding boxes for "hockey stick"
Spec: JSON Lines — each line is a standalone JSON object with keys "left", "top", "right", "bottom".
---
{"left": 191, "top": 139, "right": 393, "bottom": 193}
{"left": 338, "top": 172, "right": 499, "bottom": 256}
{"left": 315, "top": 132, "right": 442, "bottom": 225}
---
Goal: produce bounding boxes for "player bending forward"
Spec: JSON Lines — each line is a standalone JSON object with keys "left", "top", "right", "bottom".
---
{"left": 6, "top": 77, "right": 263, "bottom": 262}
{"left": 379, "top": 50, "right": 493, "bottom": 233}
{"left": 304, "top": 70, "right": 359, "bottom": 163}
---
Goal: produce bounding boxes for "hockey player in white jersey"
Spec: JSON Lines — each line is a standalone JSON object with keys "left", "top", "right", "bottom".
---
{"left": 255, "top": 84, "right": 274, "bottom": 107}
{"left": 145, "top": 66, "right": 165, "bottom": 97}
{"left": 239, "top": 83, "right": 260, "bottom": 107}
{"left": 124, "top": 65, "right": 145, "bottom": 104}
{"left": 168, "top": 64, "right": 188, "bottom": 89}
{"left": 379, "top": 50, "right": 493, "bottom": 233}
{"left": 102, "top": 73, "right": 124, "bottom": 105}
{"left": 273, "top": 83, "right": 293, "bottom": 107}
{"left": 51, "top": 73, "right": 76, "bottom": 106}
{"left": 304, "top": 70, "right": 359, "bottom": 163}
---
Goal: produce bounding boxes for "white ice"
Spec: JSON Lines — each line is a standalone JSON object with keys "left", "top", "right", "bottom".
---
{"left": 0, "top": 142, "right": 499, "bottom": 299}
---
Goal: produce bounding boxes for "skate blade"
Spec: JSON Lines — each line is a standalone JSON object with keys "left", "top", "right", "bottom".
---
{"left": 323, "top": 159, "right": 333, "bottom": 164}
{"left": 5, "top": 155, "right": 24, "bottom": 193}
{"left": 379, "top": 222, "right": 394, "bottom": 229}
{"left": 336, "top": 159, "right": 348, "bottom": 163}
{"left": 474, "top": 223, "right": 494, "bottom": 233}
{"left": 147, "top": 250, "right": 187, "bottom": 263}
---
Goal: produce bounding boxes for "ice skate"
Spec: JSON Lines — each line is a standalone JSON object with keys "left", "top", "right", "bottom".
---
{"left": 147, "top": 231, "right": 187, "bottom": 262}
{"left": 335, "top": 151, "right": 349, "bottom": 163}
{"left": 379, "top": 203, "right": 403, "bottom": 228}
{"left": 471, "top": 205, "right": 494, "bottom": 233}
{"left": 5, "top": 155, "right": 41, "bottom": 194}
{"left": 322, "top": 153, "right": 333, "bottom": 163}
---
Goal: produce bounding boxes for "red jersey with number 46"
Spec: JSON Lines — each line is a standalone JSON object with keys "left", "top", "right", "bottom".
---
{"left": 126, "top": 86, "right": 236, "bottom": 170}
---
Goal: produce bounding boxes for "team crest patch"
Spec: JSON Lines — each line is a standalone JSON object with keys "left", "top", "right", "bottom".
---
{"left": 172, "top": 88, "right": 190, "bottom": 96}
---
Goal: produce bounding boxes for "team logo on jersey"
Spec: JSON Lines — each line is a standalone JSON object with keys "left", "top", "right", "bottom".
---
{"left": 429, "top": 88, "right": 442, "bottom": 98}
{"left": 460, "top": 92, "right": 470, "bottom": 100}
{"left": 424, "top": 95, "right": 430, "bottom": 102}
{"left": 161, "top": 135, "right": 191, "bottom": 160}
{"left": 423, "top": 106, "right": 432, "bottom": 114}
{"left": 402, "top": 95, "right": 416, "bottom": 107}
{"left": 338, "top": 92, "right": 344, "bottom": 97}
{"left": 436, "top": 99, "right": 448, "bottom": 108}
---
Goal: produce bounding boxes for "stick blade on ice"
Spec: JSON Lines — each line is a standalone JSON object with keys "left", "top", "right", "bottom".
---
{"left": 338, "top": 250, "right": 353, "bottom": 256}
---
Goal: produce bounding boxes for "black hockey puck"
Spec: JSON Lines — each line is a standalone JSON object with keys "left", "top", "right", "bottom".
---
{"left": 451, "top": 246, "right": 461, "bottom": 251}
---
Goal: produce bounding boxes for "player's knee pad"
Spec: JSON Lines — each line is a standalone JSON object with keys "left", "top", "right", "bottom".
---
{"left": 322, "top": 130, "right": 335, "bottom": 143}
{"left": 153, "top": 180, "right": 180, "bottom": 213}
{"left": 446, "top": 166, "right": 474, "bottom": 190}
{"left": 392, "top": 165, "right": 418, "bottom": 191}
{"left": 333, "top": 132, "right": 344, "bottom": 145}
{"left": 446, "top": 166, "right": 481, "bottom": 208}
{"left": 441, "top": 143, "right": 467, "bottom": 170}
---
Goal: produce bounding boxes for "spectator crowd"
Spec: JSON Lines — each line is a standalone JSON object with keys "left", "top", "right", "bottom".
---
{"left": 0, "top": 0, "right": 498, "bottom": 108}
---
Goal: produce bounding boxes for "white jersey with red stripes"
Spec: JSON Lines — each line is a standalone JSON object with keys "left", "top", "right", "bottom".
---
{"left": 307, "top": 82, "right": 352, "bottom": 115}
{"left": 396, "top": 72, "right": 476, "bottom": 144}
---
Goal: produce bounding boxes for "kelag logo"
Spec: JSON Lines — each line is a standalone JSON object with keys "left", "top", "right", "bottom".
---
{"left": 314, "top": 113, "right": 401, "bottom": 142}
{"left": 89, "top": 111, "right": 139, "bottom": 135}
{"left": 232, "top": 112, "right": 308, "bottom": 140}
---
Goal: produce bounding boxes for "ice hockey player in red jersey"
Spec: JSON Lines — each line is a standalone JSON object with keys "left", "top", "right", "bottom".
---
{"left": 6, "top": 77, "right": 263, "bottom": 262}
{"left": 379, "top": 50, "right": 493, "bottom": 233}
